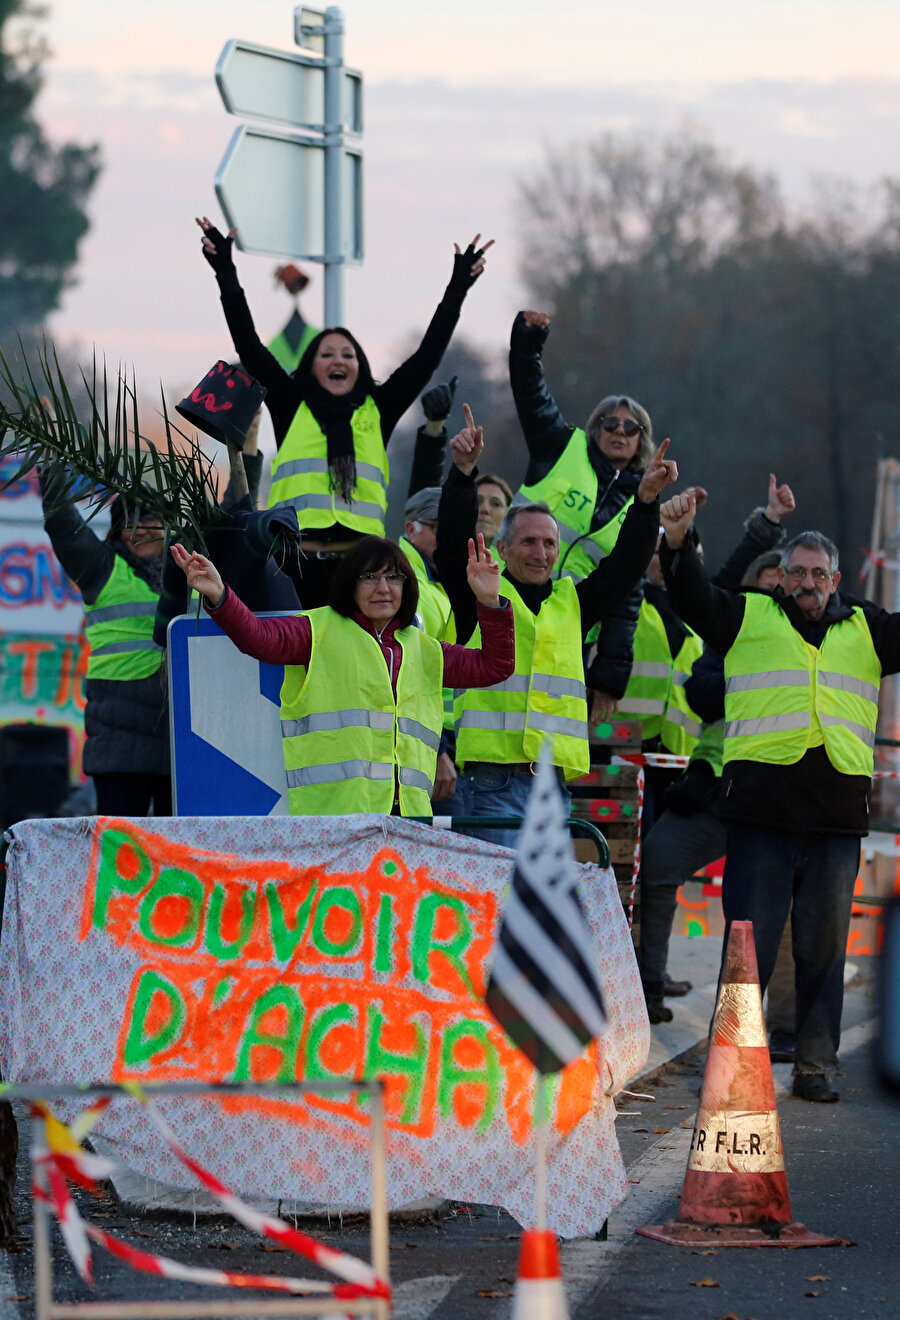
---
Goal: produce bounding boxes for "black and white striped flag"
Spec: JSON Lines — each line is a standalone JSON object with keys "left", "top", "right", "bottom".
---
{"left": 484, "top": 750, "right": 608, "bottom": 1074}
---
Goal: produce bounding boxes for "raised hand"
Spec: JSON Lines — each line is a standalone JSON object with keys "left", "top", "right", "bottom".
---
{"left": 765, "top": 473, "right": 796, "bottom": 523}
{"left": 195, "top": 215, "right": 237, "bottom": 273}
{"left": 522, "top": 310, "right": 550, "bottom": 330}
{"left": 466, "top": 532, "right": 501, "bottom": 607}
{"left": 450, "top": 402, "right": 484, "bottom": 475}
{"left": 637, "top": 438, "right": 679, "bottom": 503}
{"left": 171, "top": 543, "right": 225, "bottom": 606}
{"left": 451, "top": 233, "right": 496, "bottom": 286}
{"left": 660, "top": 489, "right": 698, "bottom": 548}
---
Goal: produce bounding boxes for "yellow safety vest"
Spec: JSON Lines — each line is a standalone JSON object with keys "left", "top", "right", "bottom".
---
{"left": 268, "top": 396, "right": 388, "bottom": 535}
{"left": 280, "top": 608, "right": 445, "bottom": 816}
{"left": 516, "top": 428, "right": 633, "bottom": 581}
{"left": 399, "top": 536, "right": 457, "bottom": 732}
{"left": 617, "top": 599, "right": 672, "bottom": 740}
{"left": 456, "top": 577, "right": 588, "bottom": 779}
{"left": 724, "top": 594, "right": 880, "bottom": 776}
{"left": 84, "top": 555, "right": 162, "bottom": 681}
{"left": 661, "top": 628, "right": 704, "bottom": 756}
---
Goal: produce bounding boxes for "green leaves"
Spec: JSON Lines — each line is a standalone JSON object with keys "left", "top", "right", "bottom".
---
{"left": 0, "top": 339, "right": 224, "bottom": 545}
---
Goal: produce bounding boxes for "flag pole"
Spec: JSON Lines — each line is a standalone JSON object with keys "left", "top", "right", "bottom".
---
{"left": 534, "top": 1071, "right": 547, "bottom": 1232}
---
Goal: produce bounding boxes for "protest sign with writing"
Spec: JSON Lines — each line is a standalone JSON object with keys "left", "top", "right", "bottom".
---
{"left": 0, "top": 815, "right": 648, "bottom": 1238}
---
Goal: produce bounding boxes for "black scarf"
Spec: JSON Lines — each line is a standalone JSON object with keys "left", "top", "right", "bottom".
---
{"left": 302, "top": 377, "right": 369, "bottom": 505}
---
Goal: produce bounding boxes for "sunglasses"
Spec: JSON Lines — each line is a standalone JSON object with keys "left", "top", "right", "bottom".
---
{"left": 600, "top": 416, "right": 643, "bottom": 437}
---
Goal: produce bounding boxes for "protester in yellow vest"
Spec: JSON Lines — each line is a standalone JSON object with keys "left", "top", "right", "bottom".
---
{"left": 662, "top": 502, "right": 900, "bottom": 1103}
{"left": 434, "top": 411, "right": 681, "bottom": 847}
{"left": 40, "top": 470, "right": 169, "bottom": 816}
{"left": 170, "top": 531, "right": 514, "bottom": 818}
{"left": 196, "top": 216, "right": 493, "bottom": 609}
{"left": 508, "top": 308, "right": 659, "bottom": 726}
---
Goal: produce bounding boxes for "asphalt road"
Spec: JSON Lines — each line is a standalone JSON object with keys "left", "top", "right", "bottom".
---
{"left": 2, "top": 964, "right": 897, "bottom": 1320}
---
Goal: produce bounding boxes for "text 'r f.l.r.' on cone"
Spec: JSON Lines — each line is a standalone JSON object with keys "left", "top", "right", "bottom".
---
{"left": 636, "top": 919, "right": 840, "bottom": 1247}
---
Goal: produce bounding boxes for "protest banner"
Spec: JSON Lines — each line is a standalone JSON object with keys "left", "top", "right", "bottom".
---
{"left": 0, "top": 814, "right": 649, "bottom": 1238}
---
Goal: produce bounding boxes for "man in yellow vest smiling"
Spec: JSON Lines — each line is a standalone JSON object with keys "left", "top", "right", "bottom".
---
{"left": 661, "top": 500, "right": 900, "bottom": 1103}
{"left": 436, "top": 413, "right": 680, "bottom": 847}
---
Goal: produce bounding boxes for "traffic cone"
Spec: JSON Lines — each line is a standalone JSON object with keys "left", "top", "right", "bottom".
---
{"left": 636, "top": 920, "right": 839, "bottom": 1247}
{"left": 511, "top": 1229, "right": 569, "bottom": 1319}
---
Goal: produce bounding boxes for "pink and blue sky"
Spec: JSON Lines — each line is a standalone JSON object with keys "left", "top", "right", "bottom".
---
{"left": 36, "top": 0, "right": 900, "bottom": 433}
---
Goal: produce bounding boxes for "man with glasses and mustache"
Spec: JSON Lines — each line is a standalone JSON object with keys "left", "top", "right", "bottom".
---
{"left": 661, "top": 500, "right": 900, "bottom": 1103}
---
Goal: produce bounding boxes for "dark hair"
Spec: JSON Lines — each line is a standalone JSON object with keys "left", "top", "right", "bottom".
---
{"left": 330, "top": 537, "right": 419, "bottom": 629}
{"left": 294, "top": 326, "right": 376, "bottom": 394}
{"left": 474, "top": 471, "right": 514, "bottom": 506}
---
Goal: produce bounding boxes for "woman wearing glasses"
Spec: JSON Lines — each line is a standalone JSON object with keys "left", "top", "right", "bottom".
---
{"left": 508, "top": 309, "right": 656, "bottom": 720}
{"left": 170, "top": 534, "right": 513, "bottom": 818}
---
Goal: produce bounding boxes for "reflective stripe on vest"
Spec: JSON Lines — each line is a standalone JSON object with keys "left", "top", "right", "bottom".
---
{"left": 723, "top": 594, "right": 881, "bottom": 775}
{"left": 84, "top": 555, "right": 162, "bottom": 681}
{"left": 268, "top": 396, "right": 388, "bottom": 535}
{"left": 617, "top": 599, "right": 671, "bottom": 739}
{"left": 515, "top": 428, "right": 633, "bottom": 582}
{"left": 279, "top": 607, "right": 445, "bottom": 816}
{"left": 662, "top": 628, "right": 704, "bottom": 755}
{"left": 455, "top": 576, "right": 588, "bottom": 779}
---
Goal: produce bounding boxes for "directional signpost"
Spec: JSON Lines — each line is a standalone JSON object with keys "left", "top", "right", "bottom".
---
{"left": 214, "top": 6, "right": 362, "bottom": 324}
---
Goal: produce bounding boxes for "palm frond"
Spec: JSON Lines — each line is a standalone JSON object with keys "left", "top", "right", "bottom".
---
{"left": 0, "top": 339, "right": 225, "bottom": 542}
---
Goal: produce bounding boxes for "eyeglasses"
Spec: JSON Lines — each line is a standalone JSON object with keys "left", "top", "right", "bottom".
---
{"left": 358, "top": 571, "right": 406, "bottom": 585}
{"left": 784, "top": 566, "right": 832, "bottom": 584}
{"left": 599, "top": 416, "right": 643, "bottom": 437}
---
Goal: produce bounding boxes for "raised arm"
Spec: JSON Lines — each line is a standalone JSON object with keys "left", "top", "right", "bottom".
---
{"left": 374, "top": 237, "right": 493, "bottom": 439}
{"left": 509, "top": 310, "right": 575, "bottom": 477}
{"left": 659, "top": 490, "right": 746, "bottom": 653}
{"left": 434, "top": 404, "right": 484, "bottom": 644}
{"left": 195, "top": 217, "right": 298, "bottom": 438}
{"left": 39, "top": 467, "right": 114, "bottom": 604}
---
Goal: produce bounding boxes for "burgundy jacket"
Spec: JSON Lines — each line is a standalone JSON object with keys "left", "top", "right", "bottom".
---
{"left": 208, "top": 589, "right": 515, "bottom": 695}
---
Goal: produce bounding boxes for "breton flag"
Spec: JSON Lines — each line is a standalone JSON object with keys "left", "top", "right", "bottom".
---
{"left": 485, "top": 749, "right": 608, "bottom": 1073}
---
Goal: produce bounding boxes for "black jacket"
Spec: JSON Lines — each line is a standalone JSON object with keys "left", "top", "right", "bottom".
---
{"left": 40, "top": 473, "right": 169, "bottom": 778}
{"left": 662, "top": 536, "right": 900, "bottom": 835}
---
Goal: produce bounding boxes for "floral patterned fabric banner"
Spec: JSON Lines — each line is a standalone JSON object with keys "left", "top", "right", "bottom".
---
{"left": 0, "top": 815, "right": 649, "bottom": 1238}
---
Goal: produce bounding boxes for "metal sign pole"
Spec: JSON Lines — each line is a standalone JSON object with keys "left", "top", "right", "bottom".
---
{"left": 322, "top": 6, "right": 345, "bottom": 327}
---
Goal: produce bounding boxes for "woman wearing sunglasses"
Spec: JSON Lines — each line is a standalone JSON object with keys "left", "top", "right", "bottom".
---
{"left": 508, "top": 308, "right": 657, "bottom": 720}
{"left": 170, "top": 533, "right": 513, "bottom": 818}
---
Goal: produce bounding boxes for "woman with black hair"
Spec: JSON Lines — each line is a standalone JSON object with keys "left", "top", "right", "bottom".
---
{"left": 171, "top": 533, "right": 514, "bottom": 818}
{"left": 39, "top": 474, "right": 170, "bottom": 815}
{"left": 195, "top": 216, "right": 493, "bottom": 607}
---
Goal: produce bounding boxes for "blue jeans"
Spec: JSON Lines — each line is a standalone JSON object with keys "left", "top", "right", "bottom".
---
{"left": 722, "top": 825, "right": 860, "bottom": 1077}
{"left": 439, "top": 763, "right": 571, "bottom": 851}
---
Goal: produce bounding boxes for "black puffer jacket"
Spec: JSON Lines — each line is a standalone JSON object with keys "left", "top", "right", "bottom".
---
{"left": 509, "top": 312, "right": 644, "bottom": 697}
{"left": 40, "top": 475, "right": 169, "bottom": 777}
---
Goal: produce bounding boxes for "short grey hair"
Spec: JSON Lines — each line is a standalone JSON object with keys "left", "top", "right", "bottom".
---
{"left": 585, "top": 394, "right": 655, "bottom": 472}
{"left": 496, "top": 501, "right": 559, "bottom": 549}
{"left": 780, "top": 531, "right": 840, "bottom": 574}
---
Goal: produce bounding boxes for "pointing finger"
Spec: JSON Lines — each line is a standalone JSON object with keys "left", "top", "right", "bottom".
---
{"left": 462, "top": 402, "right": 475, "bottom": 431}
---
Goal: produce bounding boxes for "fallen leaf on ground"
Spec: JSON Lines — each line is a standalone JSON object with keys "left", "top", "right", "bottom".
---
{"left": 653, "top": 1127, "right": 671, "bottom": 1134}
{"left": 807, "top": 1275, "right": 829, "bottom": 1282}
{"left": 687, "top": 1248, "right": 718, "bottom": 1255}
{"left": 836, "top": 1238, "right": 858, "bottom": 1247}
{"left": 663, "top": 1105, "right": 688, "bottom": 1110}
{"left": 6, "top": 1296, "right": 29, "bottom": 1302}
{"left": 805, "top": 1291, "right": 819, "bottom": 1298}
{"left": 476, "top": 1289, "right": 511, "bottom": 1298}
{"left": 389, "top": 1243, "right": 420, "bottom": 1250}
{"left": 690, "top": 1277, "right": 720, "bottom": 1287}
{"left": 633, "top": 1128, "right": 649, "bottom": 1133}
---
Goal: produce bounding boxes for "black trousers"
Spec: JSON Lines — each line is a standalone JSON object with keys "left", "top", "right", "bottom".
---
{"left": 93, "top": 773, "right": 172, "bottom": 817}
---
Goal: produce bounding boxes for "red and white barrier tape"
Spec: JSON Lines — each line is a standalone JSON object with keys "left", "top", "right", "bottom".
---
{"left": 628, "top": 767, "right": 644, "bottom": 928}
{"left": 612, "top": 752, "right": 691, "bottom": 770}
{"left": 31, "top": 1099, "right": 390, "bottom": 1303}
